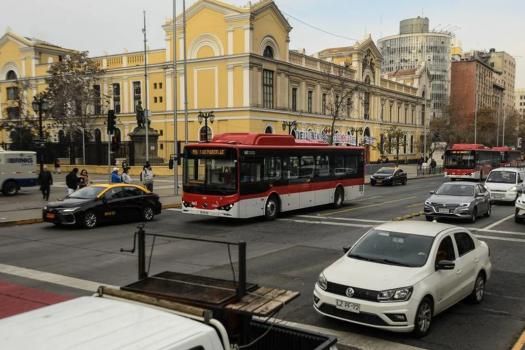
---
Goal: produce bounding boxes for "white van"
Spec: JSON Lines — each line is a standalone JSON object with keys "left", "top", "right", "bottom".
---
{"left": 484, "top": 167, "right": 525, "bottom": 202}
{"left": 0, "top": 151, "right": 39, "bottom": 196}
{"left": 0, "top": 296, "right": 229, "bottom": 350}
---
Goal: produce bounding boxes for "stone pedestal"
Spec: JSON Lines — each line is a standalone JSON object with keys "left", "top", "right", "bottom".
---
{"left": 129, "top": 127, "right": 164, "bottom": 165}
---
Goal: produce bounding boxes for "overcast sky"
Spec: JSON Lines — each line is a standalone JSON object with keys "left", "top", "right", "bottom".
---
{"left": 2, "top": 0, "right": 524, "bottom": 87}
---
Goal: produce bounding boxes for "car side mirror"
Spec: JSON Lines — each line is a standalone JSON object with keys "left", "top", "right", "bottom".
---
{"left": 342, "top": 245, "right": 351, "bottom": 253}
{"left": 436, "top": 260, "right": 455, "bottom": 270}
{"left": 429, "top": 190, "right": 435, "bottom": 195}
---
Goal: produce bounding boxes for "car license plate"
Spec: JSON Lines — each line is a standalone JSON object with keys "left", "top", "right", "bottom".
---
{"left": 335, "top": 299, "right": 360, "bottom": 313}
{"left": 199, "top": 210, "right": 209, "bottom": 215}
{"left": 46, "top": 212, "right": 55, "bottom": 219}
{"left": 376, "top": 179, "right": 382, "bottom": 183}
{"left": 492, "top": 193, "right": 503, "bottom": 199}
{"left": 438, "top": 208, "right": 450, "bottom": 214}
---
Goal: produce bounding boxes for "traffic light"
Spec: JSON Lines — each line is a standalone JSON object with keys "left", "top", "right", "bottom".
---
{"left": 107, "top": 109, "right": 116, "bottom": 134}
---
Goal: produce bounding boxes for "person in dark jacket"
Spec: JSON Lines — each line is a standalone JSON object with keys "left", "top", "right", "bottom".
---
{"left": 66, "top": 168, "right": 79, "bottom": 196}
{"left": 38, "top": 165, "right": 53, "bottom": 201}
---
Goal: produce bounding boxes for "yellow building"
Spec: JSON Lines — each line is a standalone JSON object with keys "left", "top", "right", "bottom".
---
{"left": 0, "top": 0, "right": 429, "bottom": 163}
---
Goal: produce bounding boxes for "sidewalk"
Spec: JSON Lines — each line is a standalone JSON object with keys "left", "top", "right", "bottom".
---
{"left": 0, "top": 194, "right": 181, "bottom": 228}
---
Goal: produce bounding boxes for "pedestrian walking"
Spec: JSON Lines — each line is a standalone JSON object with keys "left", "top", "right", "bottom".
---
{"left": 111, "top": 167, "right": 122, "bottom": 183}
{"left": 121, "top": 159, "right": 128, "bottom": 173}
{"left": 78, "top": 169, "right": 90, "bottom": 188}
{"left": 121, "top": 167, "right": 132, "bottom": 184}
{"left": 140, "top": 162, "right": 154, "bottom": 192}
{"left": 65, "top": 168, "right": 79, "bottom": 196}
{"left": 54, "top": 159, "right": 61, "bottom": 174}
{"left": 38, "top": 165, "right": 53, "bottom": 201}
{"left": 430, "top": 158, "right": 437, "bottom": 174}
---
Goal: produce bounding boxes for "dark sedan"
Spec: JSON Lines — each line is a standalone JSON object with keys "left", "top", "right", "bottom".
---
{"left": 370, "top": 167, "right": 407, "bottom": 186}
{"left": 43, "top": 184, "right": 162, "bottom": 229}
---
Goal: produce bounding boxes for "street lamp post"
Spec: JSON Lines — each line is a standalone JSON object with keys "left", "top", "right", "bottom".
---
{"left": 282, "top": 120, "right": 297, "bottom": 135}
{"left": 198, "top": 111, "right": 214, "bottom": 142}
{"left": 32, "top": 96, "right": 49, "bottom": 172}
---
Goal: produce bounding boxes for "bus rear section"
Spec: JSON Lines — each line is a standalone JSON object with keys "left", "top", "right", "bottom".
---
{"left": 0, "top": 151, "right": 38, "bottom": 196}
{"left": 182, "top": 133, "right": 365, "bottom": 219}
{"left": 492, "top": 147, "right": 524, "bottom": 168}
{"left": 443, "top": 144, "right": 500, "bottom": 181}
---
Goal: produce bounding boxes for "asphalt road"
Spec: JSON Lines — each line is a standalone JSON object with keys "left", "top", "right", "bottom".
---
{"left": 0, "top": 176, "right": 524, "bottom": 350}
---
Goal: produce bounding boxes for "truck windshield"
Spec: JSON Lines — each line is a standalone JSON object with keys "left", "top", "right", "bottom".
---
{"left": 444, "top": 151, "right": 475, "bottom": 169}
{"left": 183, "top": 148, "right": 237, "bottom": 195}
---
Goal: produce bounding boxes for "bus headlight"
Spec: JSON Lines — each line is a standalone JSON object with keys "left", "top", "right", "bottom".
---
{"left": 508, "top": 186, "right": 517, "bottom": 193}
{"left": 219, "top": 203, "right": 234, "bottom": 211}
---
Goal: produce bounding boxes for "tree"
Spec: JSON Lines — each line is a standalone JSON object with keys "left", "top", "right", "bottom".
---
{"left": 382, "top": 125, "right": 408, "bottom": 162}
{"left": 321, "top": 66, "right": 361, "bottom": 145}
{"left": 0, "top": 80, "right": 43, "bottom": 150}
{"left": 45, "top": 51, "right": 106, "bottom": 140}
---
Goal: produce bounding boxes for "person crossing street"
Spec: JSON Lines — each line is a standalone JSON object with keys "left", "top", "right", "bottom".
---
{"left": 38, "top": 165, "right": 53, "bottom": 201}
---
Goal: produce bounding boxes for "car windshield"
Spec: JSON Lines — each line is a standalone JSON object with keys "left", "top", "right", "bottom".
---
{"left": 376, "top": 167, "right": 395, "bottom": 175}
{"left": 183, "top": 148, "right": 237, "bottom": 195}
{"left": 436, "top": 183, "right": 474, "bottom": 196}
{"left": 348, "top": 229, "right": 434, "bottom": 267}
{"left": 486, "top": 171, "right": 517, "bottom": 184}
{"left": 68, "top": 186, "right": 104, "bottom": 199}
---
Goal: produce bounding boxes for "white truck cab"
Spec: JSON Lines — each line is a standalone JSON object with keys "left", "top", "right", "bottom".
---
{"left": 0, "top": 296, "right": 227, "bottom": 350}
{"left": 0, "top": 150, "right": 38, "bottom": 196}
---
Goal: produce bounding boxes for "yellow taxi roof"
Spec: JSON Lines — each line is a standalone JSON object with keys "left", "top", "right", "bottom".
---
{"left": 90, "top": 183, "right": 150, "bottom": 193}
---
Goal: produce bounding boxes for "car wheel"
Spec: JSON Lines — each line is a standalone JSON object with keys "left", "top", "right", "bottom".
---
{"left": 2, "top": 180, "right": 18, "bottom": 196}
{"left": 332, "top": 187, "right": 344, "bottom": 209}
{"left": 370, "top": 181, "right": 375, "bottom": 186}
{"left": 413, "top": 297, "right": 433, "bottom": 338}
{"left": 402, "top": 178, "right": 407, "bottom": 185}
{"left": 468, "top": 273, "right": 486, "bottom": 304}
{"left": 470, "top": 207, "right": 477, "bottom": 223}
{"left": 515, "top": 209, "right": 522, "bottom": 223}
{"left": 142, "top": 205, "right": 155, "bottom": 221}
{"left": 82, "top": 211, "right": 98, "bottom": 229}
{"left": 484, "top": 203, "right": 491, "bottom": 217}
{"left": 425, "top": 216, "right": 433, "bottom": 222}
{"left": 264, "top": 195, "right": 279, "bottom": 220}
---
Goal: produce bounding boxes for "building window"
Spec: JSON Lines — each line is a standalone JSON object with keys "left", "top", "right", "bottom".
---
{"left": 347, "top": 98, "right": 352, "bottom": 117}
{"left": 154, "top": 97, "right": 158, "bottom": 103}
{"left": 265, "top": 125, "right": 273, "bottom": 134}
{"left": 410, "top": 135, "right": 414, "bottom": 153}
{"left": 291, "top": 87, "right": 297, "bottom": 112}
{"left": 262, "top": 69, "right": 274, "bottom": 109}
{"left": 6, "top": 87, "right": 18, "bottom": 101}
{"left": 363, "top": 92, "right": 370, "bottom": 120}
{"left": 7, "top": 107, "right": 19, "bottom": 119}
{"left": 411, "top": 107, "right": 415, "bottom": 124}
{"left": 6, "top": 70, "right": 17, "bottom": 80}
{"left": 159, "top": 82, "right": 163, "bottom": 89}
{"left": 93, "top": 84, "right": 101, "bottom": 115}
{"left": 307, "top": 91, "right": 313, "bottom": 113}
{"left": 159, "top": 96, "right": 163, "bottom": 103}
{"left": 159, "top": 130, "right": 163, "bottom": 136}
{"left": 263, "top": 46, "right": 274, "bottom": 59}
{"left": 199, "top": 126, "right": 212, "bottom": 142}
{"left": 322, "top": 93, "right": 327, "bottom": 115}
{"left": 403, "top": 135, "right": 407, "bottom": 154}
{"left": 133, "top": 81, "right": 141, "bottom": 111}
{"left": 153, "top": 83, "right": 157, "bottom": 89}
{"left": 112, "top": 83, "right": 121, "bottom": 114}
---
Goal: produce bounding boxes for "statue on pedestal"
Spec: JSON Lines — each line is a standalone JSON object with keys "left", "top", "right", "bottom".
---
{"left": 135, "top": 101, "right": 145, "bottom": 129}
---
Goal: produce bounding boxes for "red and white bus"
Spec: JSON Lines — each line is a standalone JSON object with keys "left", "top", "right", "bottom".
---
{"left": 492, "top": 146, "right": 524, "bottom": 168}
{"left": 182, "top": 133, "right": 365, "bottom": 219}
{"left": 443, "top": 144, "right": 501, "bottom": 181}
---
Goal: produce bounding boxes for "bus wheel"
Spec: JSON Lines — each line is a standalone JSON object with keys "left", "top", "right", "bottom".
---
{"left": 2, "top": 180, "right": 18, "bottom": 196}
{"left": 333, "top": 187, "right": 344, "bottom": 209}
{"left": 264, "top": 195, "right": 279, "bottom": 220}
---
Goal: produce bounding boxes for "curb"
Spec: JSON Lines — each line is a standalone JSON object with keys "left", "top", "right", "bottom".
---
{"left": 0, "top": 218, "right": 43, "bottom": 228}
{"left": 512, "top": 329, "right": 525, "bottom": 350}
{"left": 393, "top": 211, "right": 425, "bottom": 221}
{"left": 162, "top": 203, "right": 181, "bottom": 209}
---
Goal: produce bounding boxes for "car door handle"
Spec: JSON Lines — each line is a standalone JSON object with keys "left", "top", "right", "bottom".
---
{"left": 456, "top": 269, "right": 462, "bottom": 275}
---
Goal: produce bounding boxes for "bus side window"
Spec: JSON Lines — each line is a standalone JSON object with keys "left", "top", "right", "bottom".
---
{"left": 264, "top": 157, "right": 282, "bottom": 181}
{"left": 300, "top": 156, "right": 315, "bottom": 179}
{"left": 315, "top": 155, "right": 330, "bottom": 178}
{"left": 284, "top": 156, "right": 299, "bottom": 180}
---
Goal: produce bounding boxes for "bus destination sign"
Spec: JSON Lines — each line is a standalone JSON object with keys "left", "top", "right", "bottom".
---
{"left": 191, "top": 149, "right": 226, "bottom": 156}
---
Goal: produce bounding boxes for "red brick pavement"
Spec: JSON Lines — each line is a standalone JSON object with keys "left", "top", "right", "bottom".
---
{"left": 0, "top": 281, "right": 72, "bottom": 319}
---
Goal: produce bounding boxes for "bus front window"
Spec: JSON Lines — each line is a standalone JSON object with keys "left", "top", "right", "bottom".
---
{"left": 184, "top": 149, "right": 237, "bottom": 195}
{"left": 444, "top": 151, "right": 475, "bottom": 169}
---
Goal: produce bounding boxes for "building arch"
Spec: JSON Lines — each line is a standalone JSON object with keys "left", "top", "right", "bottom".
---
{"left": 199, "top": 126, "right": 213, "bottom": 142}
{"left": 260, "top": 36, "right": 280, "bottom": 60}
{"left": 1, "top": 63, "right": 19, "bottom": 80}
{"left": 113, "top": 128, "right": 121, "bottom": 143}
{"left": 189, "top": 34, "right": 224, "bottom": 59}
{"left": 94, "top": 129, "right": 102, "bottom": 143}
{"left": 264, "top": 125, "right": 273, "bottom": 134}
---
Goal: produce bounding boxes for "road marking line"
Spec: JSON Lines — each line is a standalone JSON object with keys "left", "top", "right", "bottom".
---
{"left": 481, "top": 213, "right": 515, "bottom": 230}
{"left": 322, "top": 196, "right": 417, "bottom": 216}
{"left": 406, "top": 202, "right": 423, "bottom": 208}
{"left": 167, "top": 208, "right": 182, "bottom": 212}
{"left": 473, "top": 228, "right": 525, "bottom": 237}
{"left": 473, "top": 234, "right": 525, "bottom": 244}
{"left": 512, "top": 329, "right": 525, "bottom": 350}
{"left": 280, "top": 218, "right": 372, "bottom": 228}
{"left": 0, "top": 263, "right": 118, "bottom": 292}
{"left": 296, "top": 215, "right": 387, "bottom": 223}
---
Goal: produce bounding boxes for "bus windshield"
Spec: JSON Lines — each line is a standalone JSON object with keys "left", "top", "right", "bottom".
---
{"left": 183, "top": 148, "right": 237, "bottom": 195}
{"left": 444, "top": 151, "right": 475, "bottom": 169}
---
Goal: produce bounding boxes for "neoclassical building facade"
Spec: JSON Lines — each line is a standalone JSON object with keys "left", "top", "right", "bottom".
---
{"left": 0, "top": 0, "right": 429, "bottom": 162}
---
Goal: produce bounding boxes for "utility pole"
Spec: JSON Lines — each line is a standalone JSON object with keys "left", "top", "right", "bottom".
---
{"left": 143, "top": 10, "right": 150, "bottom": 162}
{"left": 183, "top": 0, "right": 189, "bottom": 144}
{"left": 474, "top": 69, "right": 478, "bottom": 144}
{"left": 172, "top": 0, "right": 179, "bottom": 195}
{"left": 502, "top": 107, "right": 506, "bottom": 146}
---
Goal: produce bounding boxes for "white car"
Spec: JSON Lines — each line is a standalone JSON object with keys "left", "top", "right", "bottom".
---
{"left": 516, "top": 190, "right": 525, "bottom": 223}
{"left": 313, "top": 221, "right": 491, "bottom": 337}
{"left": 484, "top": 167, "right": 525, "bottom": 202}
